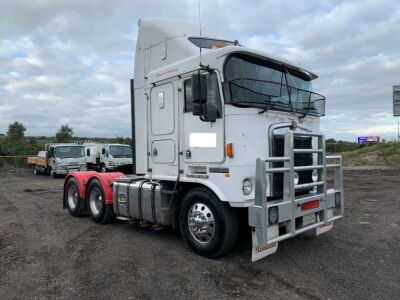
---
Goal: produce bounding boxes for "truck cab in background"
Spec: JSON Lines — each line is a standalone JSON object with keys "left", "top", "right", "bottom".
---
{"left": 28, "top": 143, "right": 86, "bottom": 177}
{"left": 84, "top": 143, "right": 133, "bottom": 173}
{"left": 63, "top": 19, "right": 344, "bottom": 261}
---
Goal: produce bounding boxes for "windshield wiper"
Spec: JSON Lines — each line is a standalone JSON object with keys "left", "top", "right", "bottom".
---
{"left": 283, "top": 66, "right": 294, "bottom": 112}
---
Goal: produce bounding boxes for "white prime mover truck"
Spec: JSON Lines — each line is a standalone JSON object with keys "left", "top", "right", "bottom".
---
{"left": 84, "top": 143, "right": 133, "bottom": 173}
{"left": 63, "top": 19, "right": 344, "bottom": 261}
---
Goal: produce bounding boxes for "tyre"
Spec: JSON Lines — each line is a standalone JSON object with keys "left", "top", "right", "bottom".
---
{"left": 179, "top": 187, "right": 238, "bottom": 258}
{"left": 33, "top": 165, "right": 38, "bottom": 175}
{"left": 50, "top": 168, "right": 56, "bottom": 178}
{"left": 87, "top": 179, "right": 115, "bottom": 224}
{"left": 64, "top": 177, "right": 82, "bottom": 217}
{"left": 100, "top": 165, "right": 107, "bottom": 173}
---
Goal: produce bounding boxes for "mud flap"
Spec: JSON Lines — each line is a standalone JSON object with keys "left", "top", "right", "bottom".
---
{"left": 251, "top": 229, "right": 278, "bottom": 262}
{"left": 316, "top": 208, "right": 334, "bottom": 235}
{"left": 316, "top": 222, "right": 333, "bottom": 235}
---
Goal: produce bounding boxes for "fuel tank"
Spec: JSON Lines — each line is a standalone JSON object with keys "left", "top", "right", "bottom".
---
{"left": 113, "top": 176, "right": 174, "bottom": 226}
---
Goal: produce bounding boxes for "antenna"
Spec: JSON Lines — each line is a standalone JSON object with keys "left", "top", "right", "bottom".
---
{"left": 198, "top": 1, "right": 202, "bottom": 66}
{"left": 198, "top": 2, "right": 202, "bottom": 36}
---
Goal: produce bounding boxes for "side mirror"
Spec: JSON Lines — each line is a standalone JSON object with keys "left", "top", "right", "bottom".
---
{"left": 191, "top": 73, "right": 207, "bottom": 116}
{"left": 102, "top": 148, "right": 106, "bottom": 155}
{"left": 201, "top": 104, "right": 218, "bottom": 122}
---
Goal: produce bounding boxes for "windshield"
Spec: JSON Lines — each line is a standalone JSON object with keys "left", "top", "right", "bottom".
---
{"left": 55, "top": 146, "right": 84, "bottom": 159}
{"left": 109, "top": 145, "right": 132, "bottom": 158}
{"left": 224, "top": 55, "right": 325, "bottom": 116}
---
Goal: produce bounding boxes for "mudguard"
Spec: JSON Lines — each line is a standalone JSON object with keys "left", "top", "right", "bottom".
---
{"left": 86, "top": 172, "right": 125, "bottom": 204}
{"left": 63, "top": 171, "right": 125, "bottom": 206}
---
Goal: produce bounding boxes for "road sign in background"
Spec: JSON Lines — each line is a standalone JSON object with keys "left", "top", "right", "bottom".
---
{"left": 394, "top": 85, "right": 400, "bottom": 116}
{"left": 358, "top": 136, "right": 380, "bottom": 143}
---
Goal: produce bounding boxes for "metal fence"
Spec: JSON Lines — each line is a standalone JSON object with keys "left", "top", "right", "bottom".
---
{"left": 0, "top": 155, "right": 33, "bottom": 169}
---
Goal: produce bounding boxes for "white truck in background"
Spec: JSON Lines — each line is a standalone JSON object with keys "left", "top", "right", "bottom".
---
{"left": 28, "top": 143, "right": 86, "bottom": 178}
{"left": 63, "top": 19, "right": 344, "bottom": 262}
{"left": 84, "top": 143, "right": 133, "bottom": 173}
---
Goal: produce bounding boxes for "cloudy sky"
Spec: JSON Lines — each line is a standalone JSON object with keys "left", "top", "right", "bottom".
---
{"left": 1, "top": 0, "right": 399, "bottom": 141}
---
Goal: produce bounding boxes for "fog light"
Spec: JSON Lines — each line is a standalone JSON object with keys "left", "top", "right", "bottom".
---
{"left": 242, "top": 179, "right": 253, "bottom": 195}
{"left": 335, "top": 192, "right": 341, "bottom": 207}
{"left": 294, "top": 172, "right": 299, "bottom": 185}
{"left": 312, "top": 170, "right": 318, "bottom": 182}
{"left": 268, "top": 207, "right": 279, "bottom": 225}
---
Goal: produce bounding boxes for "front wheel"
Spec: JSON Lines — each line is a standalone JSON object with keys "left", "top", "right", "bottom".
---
{"left": 179, "top": 188, "right": 238, "bottom": 258}
{"left": 86, "top": 179, "right": 115, "bottom": 224}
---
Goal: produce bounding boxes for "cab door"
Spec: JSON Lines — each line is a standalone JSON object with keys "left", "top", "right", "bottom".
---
{"left": 148, "top": 82, "right": 179, "bottom": 176}
{"left": 181, "top": 72, "right": 225, "bottom": 165}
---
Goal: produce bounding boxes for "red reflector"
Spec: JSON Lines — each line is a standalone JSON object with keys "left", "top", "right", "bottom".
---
{"left": 301, "top": 200, "right": 319, "bottom": 211}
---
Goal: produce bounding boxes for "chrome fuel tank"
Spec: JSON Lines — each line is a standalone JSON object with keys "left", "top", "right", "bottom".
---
{"left": 113, "top": 177, "right": 174, "bottom": 226}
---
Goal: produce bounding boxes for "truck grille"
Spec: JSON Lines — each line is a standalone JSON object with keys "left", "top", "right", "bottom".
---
{"left": 270, "top": 135, "right": 313, "bottom": 198}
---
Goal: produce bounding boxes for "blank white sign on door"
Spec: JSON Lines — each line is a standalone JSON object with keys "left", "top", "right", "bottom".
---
{"left": 189, "top": 133, "right": 217, "bottom": 148}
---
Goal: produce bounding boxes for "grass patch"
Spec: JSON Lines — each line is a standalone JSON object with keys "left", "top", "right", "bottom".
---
{"left": 340, "top": 142, "right": 400, "bottom": 166}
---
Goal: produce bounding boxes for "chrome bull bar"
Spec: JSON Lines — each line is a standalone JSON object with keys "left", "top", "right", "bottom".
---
{"left": 248, "top": 130, "right": 344, "bottom": 247}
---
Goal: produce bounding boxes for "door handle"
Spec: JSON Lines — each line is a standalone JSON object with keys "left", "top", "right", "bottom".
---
{"left": 152, "top": 148, "right": 158, "bottom": 156}
{"left": 186, "top": 150, "right": 191, "bottom": 159}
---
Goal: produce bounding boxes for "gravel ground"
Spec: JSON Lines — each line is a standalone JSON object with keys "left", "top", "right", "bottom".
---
{"left": 0, "top": 168, "right": 399, "bottom": 299}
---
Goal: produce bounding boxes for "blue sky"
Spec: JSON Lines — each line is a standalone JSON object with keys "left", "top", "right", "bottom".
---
{"left": 0, "top": 0, "right": 399, "bottom": 141}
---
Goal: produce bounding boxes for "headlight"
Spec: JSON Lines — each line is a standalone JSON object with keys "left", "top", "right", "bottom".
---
{"left": 242, "top": 179, "right": 253, "bottom": 195}
{"left": 312, "top": 170, "right": 318, "bottom": 182}
{"left": 268, "top": 207, "right": 279, "bottom": 225}
{"left": 294, "top": 172, "right": 299, "bottom": 185}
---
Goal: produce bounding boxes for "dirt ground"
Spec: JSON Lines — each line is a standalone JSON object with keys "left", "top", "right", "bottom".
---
{"left": 0, "top": 168, "right": 399, "bottom": 300}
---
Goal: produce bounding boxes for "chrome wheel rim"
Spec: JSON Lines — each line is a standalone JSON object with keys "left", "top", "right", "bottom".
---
{"left": 89, "top": 187, "right": 103, "bottom": 215}
{"left": 67, "top": 184, "right": 78, "bottom": 209}
{"left": 187, "top": 202, "right": 215, "bottom": 243}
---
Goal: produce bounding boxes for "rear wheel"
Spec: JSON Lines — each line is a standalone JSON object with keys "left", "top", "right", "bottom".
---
{"left": 87, "top": 179, "right": 115, "bottom": 224}
{"left": 179, "top": 188, "right": 238, "bottom": 258}
{"left": 65, "top": 177, "right": 82, "bottom": 217}
{"left": 33, "top": 165, "right": 38, "bottom": 175}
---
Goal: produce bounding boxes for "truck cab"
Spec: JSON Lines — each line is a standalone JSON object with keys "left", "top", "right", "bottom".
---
{"left": 46, "top": 143, "right": 86, "bottom": 177}
{"left": 63, "top": 19, "right": 343, "bottom": 261}
{"left": 84, "top": 143, "right": 133, "bottom": 173}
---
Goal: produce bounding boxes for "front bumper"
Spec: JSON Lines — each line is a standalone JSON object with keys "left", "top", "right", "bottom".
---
{"left": 248, "top": 131, "right": 344, "bottom": 261}
{"left": 55, "top": 166, "right": 87, "bottom": 175}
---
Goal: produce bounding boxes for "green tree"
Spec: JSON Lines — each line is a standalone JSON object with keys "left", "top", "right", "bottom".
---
{"left": 55, "top": 124, "right": 73, "bottom": 142}
{"left": 7, "top": 121, "right": 26, "bottom": 140}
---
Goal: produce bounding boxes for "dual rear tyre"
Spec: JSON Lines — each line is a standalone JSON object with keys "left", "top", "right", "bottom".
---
{"left": 64, "top": 177, "right": 114, "bottom": 224}
{"left": 65, "top": 177, "right": 82, "bottom": 217}
{"left": 86, "top": 179, "right": 115, "bottom": 224}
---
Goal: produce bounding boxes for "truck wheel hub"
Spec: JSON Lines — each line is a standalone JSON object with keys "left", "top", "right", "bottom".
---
{"left": 89, "top": 187, "right": 103, "bottom": 215}
{"left": 67, "top": 185, "right": 78, "bottom": 209}
{"left": 187, "top": 202, "right": 215, "bottom": 243}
